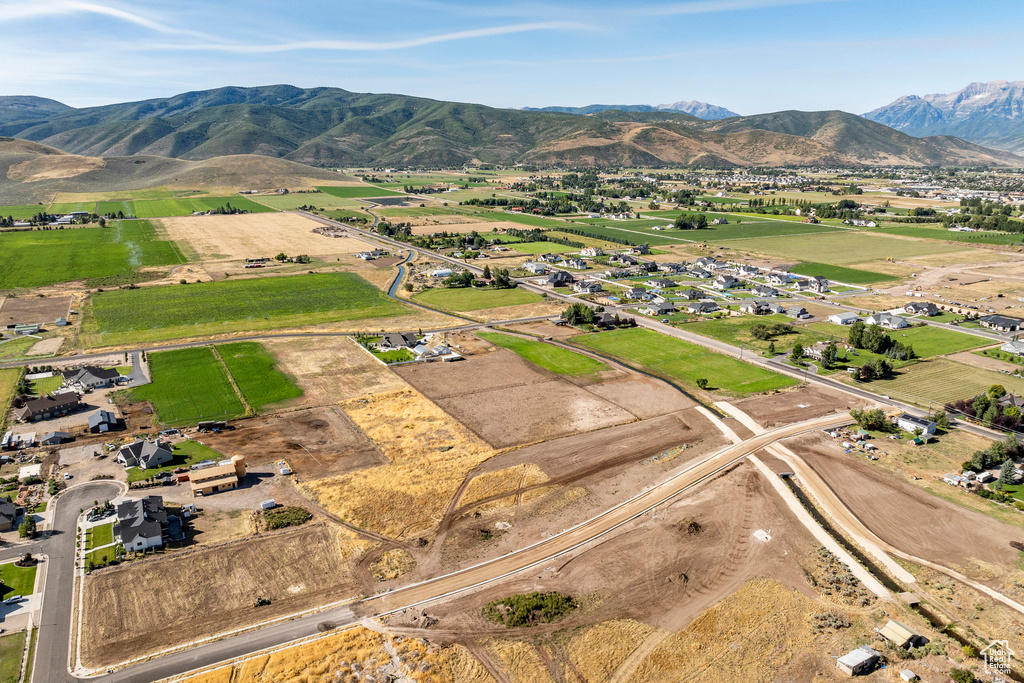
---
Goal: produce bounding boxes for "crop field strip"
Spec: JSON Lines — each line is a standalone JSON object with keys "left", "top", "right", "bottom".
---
{"left": 478, "top": 331, "right": 609, "bottom": 377}
{"left": 412, "top": 287, "right": 543, "bottom": 311}
{"left": 315, "top": 185, "right": 405, "bottom": 198}
{"left": 131, "top": 347, "right": 245, "bottom": 425}
{"left": 789, "top": 262, "right": 897, "bottom": 284}
{"left": 216, "top": 342, "right": 303, "bottom": 410}
{"left": 130, "top": 196, "right": 276, "bottom": 218}
{"left": 247, "top": 192, "right": 368, "bottom": 211}
{"left": 574, "top": 327, "right": 798, "bottom": 396}
{"left": 0, "top": 219, "right": 185, "bottom": 289}
{"left": 84, "top": 272, "right": 410, "bottom": 346}
{"left": 867, "top": 358, "right": 1024, "bottom": 407}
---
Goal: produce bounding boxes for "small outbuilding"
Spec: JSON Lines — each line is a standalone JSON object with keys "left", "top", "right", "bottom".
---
{"left": 836, "top": 646, "right": 879, "bottom": 676}
{"left": 878, "top": 620, "right": 923, "bottom": 649}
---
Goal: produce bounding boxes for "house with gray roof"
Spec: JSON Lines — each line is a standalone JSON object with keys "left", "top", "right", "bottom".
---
{"left": 116, "top": 439, "right": 173, "bottom": 470}
{"left": 89, "top": 410, "right": 120, "bottom": 433}
{"left": 61, "top": 366, "right": 121, "bottom": 390}
{"left": 114, "top": 496, "right": 168, "bottom": 551}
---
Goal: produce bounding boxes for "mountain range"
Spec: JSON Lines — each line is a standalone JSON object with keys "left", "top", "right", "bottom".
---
{"left": 864, "top": 80, "right": 1024, "bottom": 154}
{"left": 522, "top": 100, "right": 741, "bottom": 120}
{"left": 0, "top": 84, "right": 1020, "bottom": 171}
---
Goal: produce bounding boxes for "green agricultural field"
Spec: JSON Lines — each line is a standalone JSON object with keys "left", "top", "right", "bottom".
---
{"left": 0, "top": 368, "right": 19, "bottom": 430}
{"left": 95, "top": 201, "right": 136, "bottom": 217}
{"left": 0, "top": 220, "right": 185, "bottom": 289}
{"left": 577, "top": 217, "right": 675, "bottom": 229}
{"left": 127, "top": 439, "right": 224, "bottom": 483}
{"left": 870, "top": 225, "right": 1024, "bottom": 246}
{"left": 558, "top": 222, "right": 687, "bottom": 246}
{"left": 217, "top": 342, "right": 302, "bottom": 410}
{"left": 248, "top": 192, "right": 366, "bottom": 211}
{"left": 884, "top": 325, "right": 990, "bottom": 357}
{"left": 0, "top": 338, "right": 35, "bottom": 361}
{"left": 0, "top": 562, "right": 37, "bottom": 598}
{"left": 376, "top": 206, "right": 468, "bottom": 218}
{"left": 508, "top": 241, "right": 578, "bottom": 254}
{"left": 85, "top": 272, "right": 408, "bottom": 346}
{"left": 864, "top": 358, "right": 1024, "bottom": 407}
{"left": 0, "top": 204, "right": 49, "bottom": 220}
{"left": 316, "top": 185, "right": 404, "bottom": 198}
{"left": 682, "top": 316, "right": 836, "bottom": 355}
{"left": 722, "top": 231, "right": 967, "bottom": 265}
{"left": 413, "top": 286, "right": 543, "bottom": 311}
{"left": 131, "top": 197, "right": 275, "bottom": 218}
{"left": 130, "top": 347, "right": 245, "bottom": 425}
{"left": 49, "top": 201, "right": 96, "bottom": 214}
{"left": 574, "top": 328, "right": 798, "bottom": 396}
{"left": 479, "top": 211, "right": 568, "bottom": 229}
{"left": 790, "top": 262, "right": 897, "bottom": 284}
{"left": 478, "top": 332, "right": 609, "bottom": 377}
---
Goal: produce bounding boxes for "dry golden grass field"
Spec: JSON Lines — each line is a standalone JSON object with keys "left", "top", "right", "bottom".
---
{"left": 458, "top": 463, "right": 550, "bottom": 513}
{"left": 302, "top": 389, "right": 496, "bottom": 539}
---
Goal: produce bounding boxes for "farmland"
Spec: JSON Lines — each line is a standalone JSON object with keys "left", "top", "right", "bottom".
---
{"left": 131, "top": 197, "right": 275, "bottom": 218}
{"left": 0, "top": 369, "right": 20, "bottom": 429}
{"left": 721, "top": 231, "right": 969, "bottom": 265}
{"left": 129, "top": 347, "right": 245, "bottom": 425}
{"left": 85, "top": 272, "right": 409, "bottom": 346}
{"left": 0, "top": 204, "right": 49, "bottom": 220}
{"left": 0, "top": 220, "right": 185, "bottom": 289}
{"left": 478, "top": 332, "right": 610, "bottom": 377}
{"left": 478, "top": 211, "right": 568, "bottom": 229}
{"left": 413, "top": 286, "right": 542, "bottom": 311}
{"left": 247, "top": 192, "right": 366, "bottom": 211}
{"left": 315, "top": 185, "right": 404, "bottom": 198}
{"left": 683, "top": 316, "right": 837, "bottom": 355}
{"left": 871, "top": 225, "right": 1024, "bottom": 246}
{"left": 789, "top": 261, "right": 896, "bottom": 284}
{"left": 574, "top": 328, "right": 798, "bottom": 396}
{"left": 858, "top": 358, "right": 1024, "bottom": 406}
{"left": 217, "top": 342, "right": 303, "bottom": 410}
{"left": 508, "top": 241, "right": 578, "bottom": 254}
{"left": 884, "top": 325, "right": 990, "bottom": 357}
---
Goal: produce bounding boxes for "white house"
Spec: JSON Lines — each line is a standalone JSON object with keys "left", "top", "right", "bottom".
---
{"left": 897, "top": 413, "right": 937, "bottom": 436}
{"left": 866, "top": 312, "right": 908, "bottom": 330}
{"left": 580, "top": 247, "right": 604, "bottom": 257}
{"left": 565, "top": 258, "right": 588, "bottom": 270}
{"left": 429, "top": 268, "right": 453, "bottom": 278}
{"left": 713, "top": 274, "right": 740, "bottom": 290}
{"left": 523, "top": 262, "right": 548, "bottom": 274}
{"left": 573, "top": 280, "right": 602, "bottom": 294}
{"left": 767, "top": 273, "right": 791, "bottom": 286}
{"left": 1001, "top": 340, "right": 1024, "bottom": 357}
{"left": 828, "top": 312, "right": 860, "bottom": 325}
{"left": 807, "top": 276, "right": 829, "bottom": 293}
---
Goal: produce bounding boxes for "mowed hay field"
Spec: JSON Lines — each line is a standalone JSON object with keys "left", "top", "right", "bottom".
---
{"left": 159, "top": 213, "right": 370, "bottom": 261}
{"left": 130, "top": 347, "right": 245, "bottom": 425}
{"left": 316, "top": 185, "right": 404, "bottom": 198}
{"left": 302, "top": 389, "right": 495, "bottom": 539}
{"left": 868, "top": 358, "right": 1024, "bottom": 405}
{"left": 477, "top": 332, "right": 610, "bottom": 378}
{"left": 413, "top": 287, "right": 543, "bottom": 312}
{"left": 182, "top": 625, "right": 490, "bottom": 683}
{"left": 0, "top": 368, "right": 20, "bottom": 430}
{"left": 575, "top": 328, "right": 798, "bottom": 396}
{"left": 217, "top": 342, "right": 303, "bottom": 411}
{"left": 262, "top": 337, "right": 408, "bottom": 407}
{"left": 81, "top": 525, "right": 367, "bottom": 668}
{"left": 83, "top": 272, "right": 410, "bottom": 346}
{"left": 131, "top": 196, "right": 276, "bottom": 218}
{"left": 721, "top": 230, "right": 975, "bottom": 265}
{"left": 0, "top": 220, "right": 185, "bottom": 289}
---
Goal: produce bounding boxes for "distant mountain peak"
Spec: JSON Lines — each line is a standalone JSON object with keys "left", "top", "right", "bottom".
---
{"left": 522, "top": 99, "right": 739, "bottom": 120}
{"left": 656, "top": 100, "right": 739, "bottom": 120}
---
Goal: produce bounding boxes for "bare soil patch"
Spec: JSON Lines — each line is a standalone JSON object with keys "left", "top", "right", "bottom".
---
{"left": 0, "top": 295, "right": 71, "bottom": 326}
{"left": 504, "top": 320, "right": 582, "bottom": 339}
{"left": 262, "top": 336, "right": 408, "bottom": 407}
{"left": 469, "top": 300, "right": 565, "bottom": 321}
{"left": 200, "top": 406, "right": 383, "bottom": 480}
{"left": 394, "top": 348, "right": 550, "bottom": 400}
{"left": 26, "top": 336, "right": 63, "bottom": 355}
{"left": 81, "top": 524, "right": 367, "bottom": 668}
{"left": 586, "top": 375, "right": 695, "bottom": 420}
{"left": 160, "top": 213, "right": 372, "bottom": 261}
{"left": 731, "top": 384, "right": 872, "bottom": 428}
{"left": 790, "top": 431, "right": 1024, "bottom": 582}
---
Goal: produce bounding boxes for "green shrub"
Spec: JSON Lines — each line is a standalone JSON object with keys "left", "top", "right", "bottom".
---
{"left": 483, "top": 592, "right": 577, "bottom": 628}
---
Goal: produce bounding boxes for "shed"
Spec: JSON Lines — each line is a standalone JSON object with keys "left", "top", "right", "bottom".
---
{"left": 836, "top": 646, "right": 879, "bottom": 676}
{"left": 900, "top": 669, "right": 919, "bottom": 682}
{"left": 878, "top": 620, "right": 921, "bottom": 649}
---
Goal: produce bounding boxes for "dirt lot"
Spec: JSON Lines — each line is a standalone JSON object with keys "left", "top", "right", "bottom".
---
{"left": 81, "top": 523, "right": 368, "bottom": 668}
{"left": 468, "top": 300, "right": 565, "bottom": 322}
{"left": 586, "top": 375, "right": 695, "bottom": 420}
{"left": 395, "top": 349, "right": 636, "bottom": 449}
{"left": 159, "top": 213, "right": 373, "bottom": 261}
{"left": 789, "top": 431, "right": 1024, "bottom": 582}
{"left": 0, "top": 295, "right": 71, "bottom": 326}
{"left": 504, "top": 320, "right": 582, "bottom": 339}
{"left": 730, "top": 383, "right": 872, "bottom": 428}
{"left": 199, "top": 406, "right": 384, "bottom": 480}
{"left": 262, "top": 336, "right": 408, "bottom": 407}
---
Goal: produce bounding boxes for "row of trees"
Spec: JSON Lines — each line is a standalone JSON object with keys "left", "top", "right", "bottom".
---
{"left": 947, "top": 384, "right": 1022, "bottom": 433}
{"left": 848, "top": 322, "right": 916, "bottom": 361}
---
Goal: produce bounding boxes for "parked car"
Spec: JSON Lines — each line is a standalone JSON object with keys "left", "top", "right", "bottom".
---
{"left": 63, "top": 473, "right": 72, "bottom": 480}
{"left": 4, "top": 596, "right": 23, "bottom": 605}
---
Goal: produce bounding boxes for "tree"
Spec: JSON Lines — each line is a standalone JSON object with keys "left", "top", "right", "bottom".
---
{"left": 695, "top": 378, "right": 708, "bottom": 389}
{"left": 482, "top": 265, "right": 491, "bottom": 280}
{"left": 820, "top": 341, "right": 838, "bottom": 370}
{"left": 999, "top": 459, "right": 1016, "bottom": 486}
{"left": 847, "top": 321, "right": 865, "bottom": 348}
{"left": 274, "top": 252, "right": 287, "bottom": 261}
{"left": 949, "top": 668, "right": 977, "bottom": 683}
{"left": 767, "top": 341, "right": 776, "bottom": 355}
{"left": 18, "top": 516, "right": 35, "bottom": 539}
{"left": 989, "top": 384, "right": 1007, "bottom": 399}
{"left": 790, "top": 342, "right": 804, "bottom": 364}
{"left": 930, "top": 410, "right": 950, "bottom": 431}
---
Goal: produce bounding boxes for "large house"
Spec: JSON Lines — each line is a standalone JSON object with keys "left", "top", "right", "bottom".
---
{"left": 694, "top": 257, "right": 722, "bottom": 270}
{"left": 903, "top": 302, "right": 939, "bottom": 316}
{"left": 641, "top": 301, "right": 676, "bottom": 316}
{"left": 523, "top": 262, "right": 548, "bottom": 274}
{"left": 897, "top": 413, "right": 937, "bottom": 436}
{"left": 1001, "top": 340, "right": 1024, "bottom": 357}
{"left": 537, "top": 253, "right": 562, "bottom": 263}
{"left": 786, "top": 305, "right": 810, "bottom": 319}
{"left": 828, "top": 312, "right": 860, "bottom": 325}
{"left": 866, "top": 312, "right": 908, "bottom": 330}
{"left": 13, "top": 392, "right": 82, "bottom": 423}
{"left": 61, "top": 366, "right": 121, "bottom": 390}
{"left": 687, "top": 301, "right": 719, "bottom": 314}
{"left": 117, "top": 439, "right": 174, "bottom": 470}
{"left": 580, "top": 247, "right": 603, "bottom": 257}
{"left": 752, "top": 285, "right": 778, "bottom": 298}
{"left": 625, "top": 287, "right": 654, "bottom": 301}
{"left": 741, "top": 300, "right": 774, "bottom": 316}
{"left": 687, "top": 267, "right": 711, "bottom": 279}
{"left": 677, "top": 288, "right": 704, "bottom": 301}
{"left": 546, "top": 270, "right": 575, "bottom": 287}
{"left": 573, "top": 280, "right": 602, "bottom": 294}
{"left": 379, "top": 332, "right": 418, "bottom": 349}
{"left": 767, "top": 273, "right": 791, "bottom": 286}
{"left": 807, "top": 276, "right": 829, "bottom": 293}
{"left": 980, "top": 314, "right": 1023, "bottom": 333}
{"left": 713, "top": 275, "right": 740, "bottom": 290}
{"left": 114, "top": 496, "right": 170, "bottom": 551}
{"left": 737, "top": 265, "right": 760, "bottom": 277}
{"left": 645, "top": 278, "right": 676, "bottom": 290}
{"left": 564, "top": 258, "right": 588, "bottom": 270}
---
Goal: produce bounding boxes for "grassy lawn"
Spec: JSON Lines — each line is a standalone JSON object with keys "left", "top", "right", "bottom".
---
{"left": 86, "top": 522, "right": 114, "bottom": 550}
{"left": 372, "top": 348, "right": 415, "bottom": 363}
{"left": 413, "top": 287, "right": 543, "bottom": 312}
{"left": 574, "top": 328, "right": 798, "bottom": 396}
{"left": 127, "top": 439, "right": 224, "bottom": 483}
{"left": 682, "top": 316, "right": 837, "bottom": 355}
{"left": 885, "top": 325, "right": 990, "bottom": 357}
{"left": 0, "top": 338, "right": 36, "bottom": 361}
{"left": 217, "top": 342, "right": 303, "bottom": 410}
{"left": 976, "top": 348, "right": 1024, "bottom": 366}
{"left": 854, "top": 358, "right": 1024, "bottom": 406}
{"left": 27, "top": 375, "right": 62, "bottom": 396}
{"left": 85, "top": 272, "right": 409, "bottom": 346}
{"left": 0, "top": 204, "right": 49, "bottom": 220}
{"left": 789, "top": 261, "right": 897, "bottom": 285}
{"left": 0, "top": 562, "right": 37, "bottom": 599}
{"left": 0, "top": 220, "right": 185, "bottom": 289}
{"left": 131, "top": 197, "right": 275, "bottom": 218}
{"left": 871, "top": 225, "right": 1024, "bottom": 246}
{"left": 507, "top": 242, "right": 578, "bottom": 254}
{"left": 722, "top": 231, "right": 967, "bottom": 265}
{"left": 376, "top": 206, "right": 468, "bottom": 218}
{"left": 478, "top": 332, "right": 609, "bottom": 377}
{"left": 130, "top": 347, "right": 245, "bottom": 425}
{"left": 0, "top": 631, "right": 25, "bottom": 683}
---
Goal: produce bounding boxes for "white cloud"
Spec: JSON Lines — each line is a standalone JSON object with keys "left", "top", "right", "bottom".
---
{"left": 642, "top": 0, "right": 848, "bottom": 15}
{"left": 0, "top": 0, "right": 214, "bottom": 39}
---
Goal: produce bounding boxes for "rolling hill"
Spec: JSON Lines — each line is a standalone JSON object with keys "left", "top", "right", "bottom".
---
{"left": 523, "top": 100, "right": 741, "bottom": 119}
{"left": 1, "top": 85, "right": 1020, "bottom": 171}
{"left": 864, "top": 80, "right": 1024, "bottom": 154}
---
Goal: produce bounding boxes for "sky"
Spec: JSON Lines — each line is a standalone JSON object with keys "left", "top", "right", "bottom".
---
{"left": 1, "top": 0, "right": 1022, "bottom": 113}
